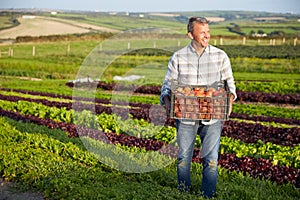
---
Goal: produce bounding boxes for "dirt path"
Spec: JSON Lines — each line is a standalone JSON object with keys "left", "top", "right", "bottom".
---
{"left": 0, "top": 179, "right": 44, "bottom": 200}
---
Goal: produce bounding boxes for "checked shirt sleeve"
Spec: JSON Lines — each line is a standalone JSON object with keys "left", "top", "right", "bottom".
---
{"left": 220, "top": 53, "right": 237, "bottom": 101}
{"left": 160, "top": 53, "right": 179, "bottom": 105}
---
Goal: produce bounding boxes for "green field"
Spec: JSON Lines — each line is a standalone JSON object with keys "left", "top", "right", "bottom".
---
{"left": 0, "top": 39, "right": 299, "bottom": 96}
{"left": 0, "top": 10, "right": 299, "bottom": 200}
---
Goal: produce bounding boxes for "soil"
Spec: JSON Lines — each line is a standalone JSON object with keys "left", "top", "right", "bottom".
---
{"left": 0, "top": 179, "right": 44, "bottom": 200}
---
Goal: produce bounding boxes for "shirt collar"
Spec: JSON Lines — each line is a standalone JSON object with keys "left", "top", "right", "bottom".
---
{"left": 188, "top": 43, "right": 210, "bottom": 55}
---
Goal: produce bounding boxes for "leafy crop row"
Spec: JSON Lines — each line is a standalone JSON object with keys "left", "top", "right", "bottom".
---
{"left": 230, "top": 112, "right": 300, "bottom": 125}
{"left": 218, "top": 45, "right": 300, "bottom": 59}
{"left": 65, "top": 81, "right": 300, "bottom": 105}
{"left": 237, "top": 80, "right": 300, "bottom": 94}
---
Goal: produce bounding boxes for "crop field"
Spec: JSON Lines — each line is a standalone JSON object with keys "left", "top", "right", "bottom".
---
{"left": 0, "top": 10, "right": 300, "bottom": 199}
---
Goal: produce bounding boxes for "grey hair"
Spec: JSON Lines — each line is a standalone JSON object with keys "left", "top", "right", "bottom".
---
{"left": 187, "top": 16, "right": 210, "bottom": 33}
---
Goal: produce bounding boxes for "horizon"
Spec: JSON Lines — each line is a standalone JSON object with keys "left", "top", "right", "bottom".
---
{"left": 1, "top": 0, "right": 300, "bottom": 14}
{"left": 1, "top": 8, "right": 299, "bottom": 15}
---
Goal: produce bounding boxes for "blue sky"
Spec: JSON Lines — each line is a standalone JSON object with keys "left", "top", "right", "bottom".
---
{"left": 1, "top": 0, "right": 299, "bottom": 14}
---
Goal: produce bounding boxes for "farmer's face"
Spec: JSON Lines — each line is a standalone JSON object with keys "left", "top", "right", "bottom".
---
{"left": 189, "top": 23, "right": 210, "bottom": 48}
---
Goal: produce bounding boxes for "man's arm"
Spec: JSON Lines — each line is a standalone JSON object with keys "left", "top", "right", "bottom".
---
{"left": 163, "top": 95, "right": 171, "bottom": 118}
{"left": 221, "top": 53, "right": 237, "bottom": 101}
{"left": 160, "top": 53, "right": 179, "bottom": 117}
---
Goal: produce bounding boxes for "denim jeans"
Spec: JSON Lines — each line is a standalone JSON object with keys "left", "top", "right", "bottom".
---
{"left": 176, "top": 119, "right": 222, "bottom": 198}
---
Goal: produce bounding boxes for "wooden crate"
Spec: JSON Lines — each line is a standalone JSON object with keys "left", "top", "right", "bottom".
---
{"left": 170, "top": 81, "right": 230, "bottom": 120}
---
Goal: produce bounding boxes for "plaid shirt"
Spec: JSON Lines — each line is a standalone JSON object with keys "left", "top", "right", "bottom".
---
{"left": 160, "top": 43, "right": 237, "bottom": 124}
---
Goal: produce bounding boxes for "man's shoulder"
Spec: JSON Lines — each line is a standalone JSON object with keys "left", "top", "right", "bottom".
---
{"left": 175, "top": 45, "right": 190, "bottom": 54}
{"left": 208, "top": 45, "right": 227, "bottom": 55}
{"left": 170, "top": 45, "right": 190, "bottom": 60}
{"left": 208, "top": 45, "right": 223, "bottom": 52}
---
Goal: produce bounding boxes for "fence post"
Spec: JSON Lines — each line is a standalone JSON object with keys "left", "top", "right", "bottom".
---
{"left": 32, "top": 46, "right": 35, "bottom": 56}
{"left": 220, "top": 38, "right": 223, "bottom": 46}
{"left": 294, "top": 38, "right": 298, "bottom": 46}
{"left": 243, "top": 37, "right": 246, "bottom": 45}
{"left": 177, "top": 40, "right": 181, "bottom": 47}
{"left": 127, "top": 42, "right": 130, "bottom": 49}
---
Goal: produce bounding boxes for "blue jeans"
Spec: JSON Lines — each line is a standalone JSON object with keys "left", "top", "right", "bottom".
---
{"left": 176, "top": 119, "right": 222, "bottom": 198}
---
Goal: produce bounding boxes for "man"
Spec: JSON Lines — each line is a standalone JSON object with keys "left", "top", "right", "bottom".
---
{"left": 160, "top": 16, "right": 237, "bottom": 198}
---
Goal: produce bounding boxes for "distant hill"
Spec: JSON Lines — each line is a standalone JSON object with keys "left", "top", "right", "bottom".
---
{"left": 0, "top": 10, "right": 299, "bottom": 40}
{"left": 0, "top": 15, "right": 118, "bottom": 39}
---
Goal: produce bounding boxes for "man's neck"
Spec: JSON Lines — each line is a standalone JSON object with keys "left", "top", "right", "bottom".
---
{"left": 191, "top": 40, "right": 206, "bottom": 56}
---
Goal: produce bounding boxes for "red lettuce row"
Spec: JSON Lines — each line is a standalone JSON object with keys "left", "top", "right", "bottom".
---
{"left": 0, "top": 89, "right": 152, "bottom": 109}
{"left": 218, "top": 153, "right": 299, "bottom": 188}
{"left": 2, "top": 83, "right": 300, "bottom": 106}
{"left": 0, "top": 108, "right": 299, "bottom": 188}
{"left": 230, "top": 112, "right": 300, "bottom": 126}
{"left": 222, "top": 120, "right": 300, "bottom": 147}
{"left": 236, "top": 90, "right": 300, "bottom": 105}
{"left": 64, "top": 82, "right": 300, "bottom": 105}
{"left": 0, "top": 88, "right": 72, "bottom": 100}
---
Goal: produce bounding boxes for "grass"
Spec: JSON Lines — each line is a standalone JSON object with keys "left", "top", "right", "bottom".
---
{"left": 1, "top": 40, "right": 299, "bottom": 82}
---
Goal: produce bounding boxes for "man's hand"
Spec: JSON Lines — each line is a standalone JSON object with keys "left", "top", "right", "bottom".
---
{"left": 163, "top": 96, "right": 171, "bottom": 118}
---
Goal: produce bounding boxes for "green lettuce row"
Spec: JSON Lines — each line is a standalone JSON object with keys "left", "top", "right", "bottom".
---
{"left": 236, "top": 80, "right": 300, "bottom": 94}
{"left": 220, "top": 138, "right": 300, "bottom": 168}
{"left": 233, "top": 103, "right": 300, "bottom": 120}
